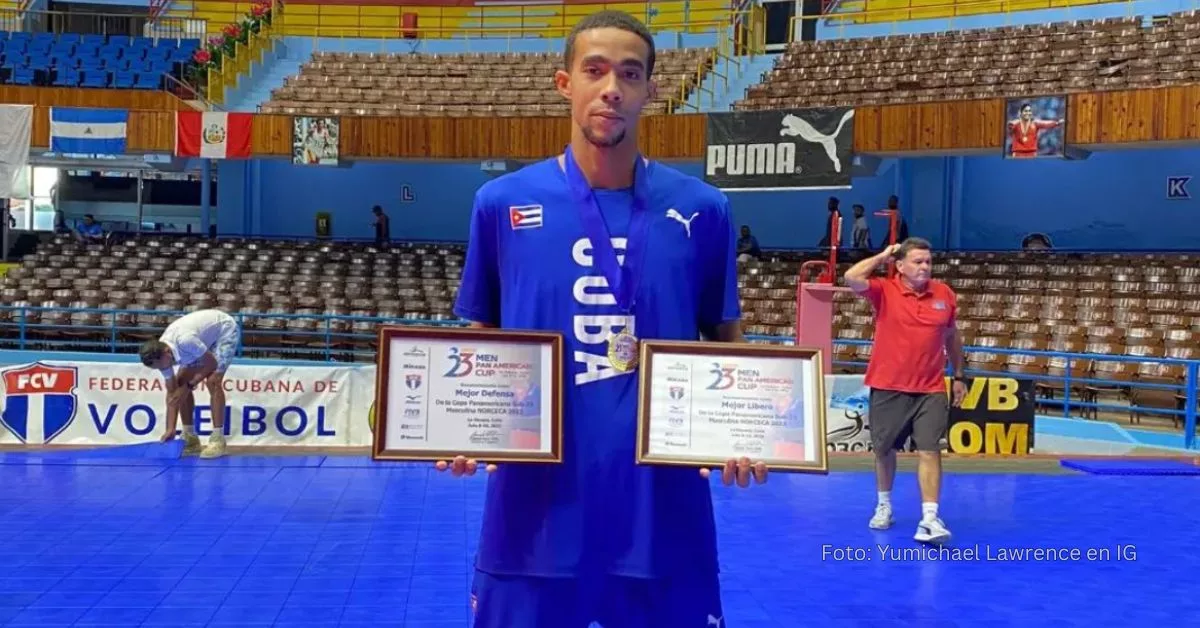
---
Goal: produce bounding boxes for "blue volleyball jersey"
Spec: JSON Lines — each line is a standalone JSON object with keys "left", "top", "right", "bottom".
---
{"left": 453, "top": 156, "right": 742, "bottom": 580}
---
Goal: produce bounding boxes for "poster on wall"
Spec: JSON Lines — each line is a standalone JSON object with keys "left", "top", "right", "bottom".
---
{"left": 825, "top": 375, "right": 1036, "bottom": 455}
{"left": 1003, "top": 96, "right": 1067, "bottom": 159}
{"left": 704, "top": 107, "right": 855, "bottom": 191}
{"left": 293, "top": 116, "right": 340, "bottom": 166}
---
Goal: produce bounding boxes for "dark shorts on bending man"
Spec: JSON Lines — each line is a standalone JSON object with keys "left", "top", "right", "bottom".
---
{"left": 869, "top": 389, "right": 949, "bottom": 453}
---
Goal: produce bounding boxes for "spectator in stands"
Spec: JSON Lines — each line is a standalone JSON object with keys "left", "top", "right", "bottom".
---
{"left": 843, "top": 238, "right": 967, "bottom": 546}
{"left": 74, "top": 214, "right": 105, "bottom": 244}
{"left": 819, "top": 196, "right": 841, "bottom": 248}
{"left": 851, "top": 203, "right": 871, "bottom": 251}
{"left": 1022, "top": 233, "right": 1053, "bottom": 250}
{"left": 444, "top": 10, "right": 763, "bottom": 627}
{"left": 372, "top": 205, "right": 390, "bottom": 246}
{"left": 53, "top": 209, "right": 68, "bottom": 234}
{"left": 883, "top": 195, "right": 909, "bottom": 244}
{"left": 737, "top": 224, "right": 761, "bottom": 262}
{"left": 138, "top": 309, "right": 243, "bottom": 459}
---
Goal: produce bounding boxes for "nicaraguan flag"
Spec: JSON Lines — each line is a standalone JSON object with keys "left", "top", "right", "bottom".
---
{"left": 50, "top": 107, "right": 128, "bottom": 155}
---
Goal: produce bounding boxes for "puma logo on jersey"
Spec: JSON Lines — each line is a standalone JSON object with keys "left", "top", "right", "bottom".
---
{"left": 707, "top": 615, "right": 724, "bottom": 627}
{"left": 666, "top": 208, "right": 700, "bottom": 238}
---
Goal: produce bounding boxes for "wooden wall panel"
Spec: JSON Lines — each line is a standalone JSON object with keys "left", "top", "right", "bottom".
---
{"left": 1069, "top": 85, "right": 1200, "bottom": 146}
{"left": 854, "top": 99, "right": 1004, "bottom": 153}
{"left": 639, "top": 113, "right": 706, "bottom": 159}
{"left": 0, "top": 86, "right": 187, "bottom": 111}
{"left": 1160, "top": 85, "right": 1200, "bottom": 141}
{"left": 343, "top": 116, "right": 574, "bottom": 159}
{"left": 251, "top": 114, "right": 294, "bottom": 155}
{"left": 334, "top": 114, "right": 704, "bottom": 160}
{"left": 126, "top": 111, "right": 176, "bottom": 152}
{"left": 13, "top": 85, "right": 1200, "bottom": 159}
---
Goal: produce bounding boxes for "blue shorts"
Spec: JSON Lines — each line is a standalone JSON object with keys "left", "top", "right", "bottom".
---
{"left": 470, "top": 569, "right": 727, "bottom": 628}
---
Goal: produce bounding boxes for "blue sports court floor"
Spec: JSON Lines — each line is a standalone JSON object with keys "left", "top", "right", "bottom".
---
{"left": 0, "top": 452, "right": 1197, "bottom": 627}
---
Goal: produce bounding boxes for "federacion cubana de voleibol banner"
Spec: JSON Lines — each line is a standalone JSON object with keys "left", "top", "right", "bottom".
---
{"left": 0, "top": 361, "right": 376, "bottom": 447}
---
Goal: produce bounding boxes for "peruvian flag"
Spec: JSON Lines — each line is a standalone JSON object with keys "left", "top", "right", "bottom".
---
{"left": 175, "top": 111, "right": 252, "bottom": 159}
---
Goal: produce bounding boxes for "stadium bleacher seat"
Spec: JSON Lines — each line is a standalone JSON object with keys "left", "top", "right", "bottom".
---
{"left": 735, "top": 12, "right": 1200, "bottom": 109}
{"left": 260, "top": 48, "right": 715, "bottom": 117}
{"left": 0, "top": 30, "right": 200, "bottom": 89}
{"left": 3, "top": 235, "right": 1195, "bottom": 423}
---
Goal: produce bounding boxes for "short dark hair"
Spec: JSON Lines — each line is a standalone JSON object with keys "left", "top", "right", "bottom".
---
{"left": 895, "top": 237, "right": 932, "bottom": 260}
{"left": 564, "top": 10, "right": 656, "bottom": 77}
{"left": 138, "top": 340, "right": 168, "bottom": 367}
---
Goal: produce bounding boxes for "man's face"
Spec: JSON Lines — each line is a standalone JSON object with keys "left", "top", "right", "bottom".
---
{"left": 897, "top": 247, "right": 933, "bottom": 287}
{"left": 149, "top": 353, "right": 174, "bottom": 371}
{"left": 741, "top": 226, "right": 750, "bottom": 237}
{"left": 555, "top": 27, "right": 655, "bottom": 149}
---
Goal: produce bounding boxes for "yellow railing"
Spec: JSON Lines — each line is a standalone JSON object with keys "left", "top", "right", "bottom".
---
{"left": 287, "top": 17, "right": 733, "bottom": 51}
{"left": 816, "top": 0, "right": 1133, "bottom": 27}
{"left": 166, "top": 0, "right": 733, "bottom": 39}
{"left": 670, "top": 12, "right": 764, "bottom": 114}
{"left": 205, "top": 0, "right": 280, "bottom": 105}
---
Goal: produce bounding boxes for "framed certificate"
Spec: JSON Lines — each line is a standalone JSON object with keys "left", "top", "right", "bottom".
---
{"left": 636, "top": 341, "right": 829, "bottom": 473}
{"left": 372, "top": 325, "right": 564, "bottom": 463}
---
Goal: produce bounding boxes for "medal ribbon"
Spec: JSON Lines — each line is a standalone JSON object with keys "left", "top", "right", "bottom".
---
{"left": 563, "top": 145, "right": 651, "bottom": 316}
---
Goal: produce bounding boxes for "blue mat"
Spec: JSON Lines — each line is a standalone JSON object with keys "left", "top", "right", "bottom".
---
{"left": 318, "top": 456, "right": 428, "bottom": 468}
{"left": 1060, "top": 458, "right": 1200, "bottom": 475}
{"left": 0, "top": 440, "right": 182, "bottom": 459}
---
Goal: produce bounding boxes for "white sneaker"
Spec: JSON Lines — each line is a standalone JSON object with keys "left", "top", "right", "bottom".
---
{"left": 869, "top": 503, "right": 893, "bottom": 530}
{"left": 200, "top": 437, "right": 227, "bottom": 459}
{"left": 914, "top": 517, "right": 951, "bottom": 545}
{"left": 181, "top": 433, "right": 201, "bottom": 455}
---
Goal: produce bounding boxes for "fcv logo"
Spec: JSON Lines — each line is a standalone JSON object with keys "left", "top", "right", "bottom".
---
{"left": 444, "top": 347, "right": 475, "bottom": 378}
{"left": 706, "top": 363, "right": 736, "bottom": 390}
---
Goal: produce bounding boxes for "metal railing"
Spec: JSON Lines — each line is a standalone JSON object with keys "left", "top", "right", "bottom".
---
{"left": 1, "top": 305, "right": 1195, "bottom": 448}
{"left": 811, "top": 0, "right": 1138, "bottom": 28}
{"left": 830, "top": 338, "right": 1198, "bottom": 449}
{"left": 1, "top": 6, "right": 204, "bottom": 40}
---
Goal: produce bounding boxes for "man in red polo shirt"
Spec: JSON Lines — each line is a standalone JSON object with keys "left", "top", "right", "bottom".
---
{"left": 844, "top": 237, "right": 967, "bottom": 545}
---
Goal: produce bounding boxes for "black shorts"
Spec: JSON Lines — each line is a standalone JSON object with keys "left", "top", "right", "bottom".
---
{"left": 869, "top": 388, "right": 949, "bottom": 453}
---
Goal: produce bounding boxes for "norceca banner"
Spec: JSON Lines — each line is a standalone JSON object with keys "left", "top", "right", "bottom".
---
{"left": 826, "top": 374, "right": 1036, "bottom": 455}
{"left": 0, "top": 361, "right": 377, "bottom": 448}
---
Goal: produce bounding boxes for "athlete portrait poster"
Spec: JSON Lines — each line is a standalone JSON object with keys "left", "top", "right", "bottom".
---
{"left": 1003, "top": 96, "right": 1067, "bottom": 159}
{"left": 292, "top": 116, "right": 340, "bottom": 166}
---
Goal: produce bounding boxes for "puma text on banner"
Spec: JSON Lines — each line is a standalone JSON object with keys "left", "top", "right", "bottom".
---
{"left": 50, "top": 107, "right": 128, "bottom": 155}
{"left": 704, "top": 107, "right": 855, "bottom": 191}
{"left": 0, "top": 105, "right": 33, "bottom": 197}
{"left": 175, "top": 111, "right": 253, "bottom": 159}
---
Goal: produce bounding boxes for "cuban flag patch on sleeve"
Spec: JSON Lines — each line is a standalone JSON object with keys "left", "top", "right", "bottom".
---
{"left": 509, "top": 205, "right": 543, "bottom": 230}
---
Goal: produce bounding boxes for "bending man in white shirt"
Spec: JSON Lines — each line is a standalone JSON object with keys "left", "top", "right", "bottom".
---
{"left": 138, "top": 309, "right": 242, "bottom": 458}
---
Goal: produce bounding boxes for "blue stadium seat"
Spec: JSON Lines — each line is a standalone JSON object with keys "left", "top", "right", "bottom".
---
{"left": 135, "top": 71, "right": 160, "bottom": 89}
{"left": 112, "top": 69, "right": 135, "bottom": 89}
{"left": 0, "top": 31, "right": 194, "bottom": 89}
{"left": 53, "top": 67, "right": 80, "bottom": 87}
{"left": 80, "top": 69, "right": 109, "bottom": 88}
{"left": 10, "top": 67, "right": 34, "bottom": 85}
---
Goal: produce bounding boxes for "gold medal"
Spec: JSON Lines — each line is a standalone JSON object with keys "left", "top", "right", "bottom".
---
{"left": 607, "top": 328, "right": 639, "bottom": 372}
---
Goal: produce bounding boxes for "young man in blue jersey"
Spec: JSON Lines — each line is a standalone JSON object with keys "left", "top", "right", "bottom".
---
{"left": 439, "top": 10, "right": 769, "bottom": 627}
